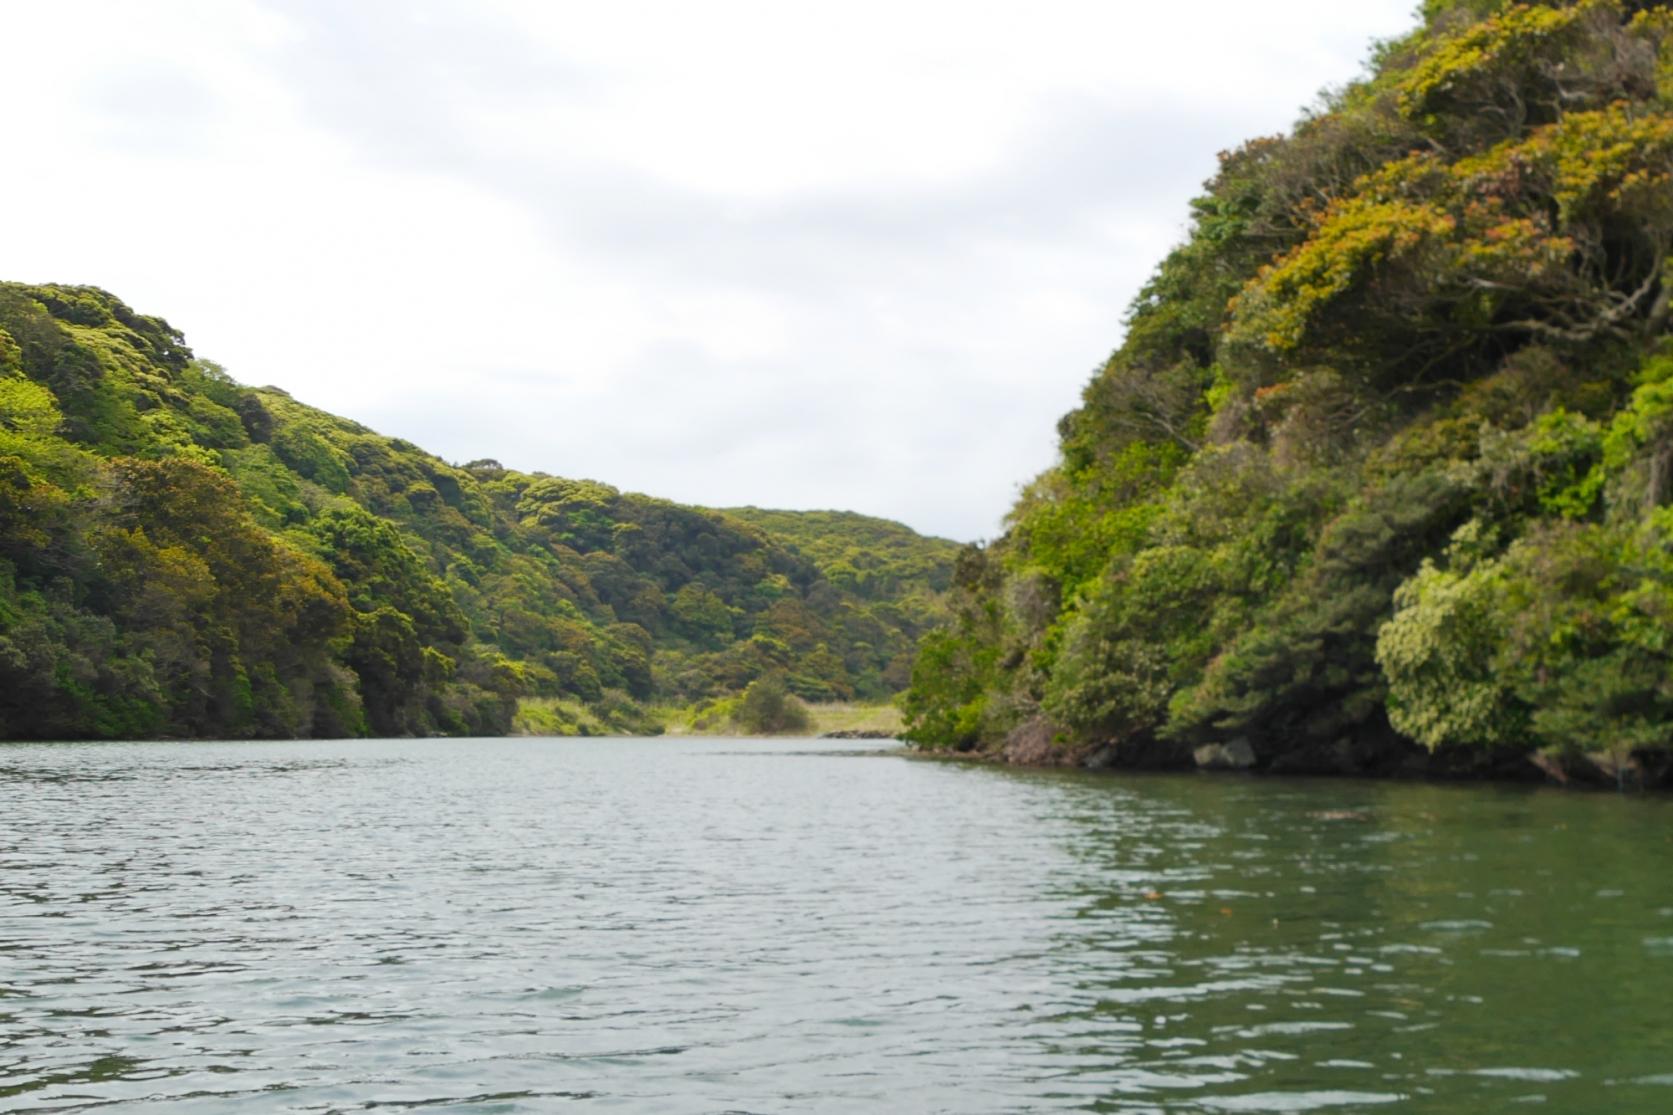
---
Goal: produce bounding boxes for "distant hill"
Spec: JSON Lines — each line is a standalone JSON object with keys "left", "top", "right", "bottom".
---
{"left": 0, "top": 283, "right": 957, "bottom": 739}
{"left": 723, "top": 507, "right": 957, "bottom": 601}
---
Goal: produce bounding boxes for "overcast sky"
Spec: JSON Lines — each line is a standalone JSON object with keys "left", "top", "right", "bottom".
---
{"left": 4, "top": 0, "right": 1418, "bottom": 541}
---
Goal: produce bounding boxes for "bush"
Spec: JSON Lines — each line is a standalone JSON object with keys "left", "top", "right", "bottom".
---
{"left": 731, "top": 673, "right": 812, "bottom": 735}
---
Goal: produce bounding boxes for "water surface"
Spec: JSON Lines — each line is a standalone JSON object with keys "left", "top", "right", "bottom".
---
{"left": 2, "top": 737, "right": 1670, "bottom": 1112}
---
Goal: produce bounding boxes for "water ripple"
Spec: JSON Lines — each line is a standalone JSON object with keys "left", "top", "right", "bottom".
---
{"left": 2, "top": 738, "right": 1670, "bottom": 1112}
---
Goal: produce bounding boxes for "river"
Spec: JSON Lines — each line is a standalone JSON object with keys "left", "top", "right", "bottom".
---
{"left": 2, "top": 737, "right": 1670, "bottom": 1112}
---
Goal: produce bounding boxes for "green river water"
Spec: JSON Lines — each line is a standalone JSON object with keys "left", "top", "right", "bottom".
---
{"left": 2, "top": 737, "right": 1670, "bottom": 1113}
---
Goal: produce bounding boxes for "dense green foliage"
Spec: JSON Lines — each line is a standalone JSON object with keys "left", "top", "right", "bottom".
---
{"left": 0, "top": 284, "right": 956, "bottom": 739}
{"left": 724, "top": 508, "right": 956, "bottom": 603}
{"left": 729, "top": 673, "right": 813, "bottom": 735}
{"left": 903, "top": 0, "right": 1673, "bottom": 775}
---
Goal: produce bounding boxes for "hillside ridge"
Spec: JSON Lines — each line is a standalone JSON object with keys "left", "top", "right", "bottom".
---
{"left": 0, "top": 282, "right": 955, "bottom": 740}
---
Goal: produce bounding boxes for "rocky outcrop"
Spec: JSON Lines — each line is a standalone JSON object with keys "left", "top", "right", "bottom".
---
{"left": 1527, "top": 747, "right": 1673, "bottom": 791}
{"left": 943, "top": 723, "right": 1673, "bottom": 792}
{"left": 1003, "top": 716, "right": 1062, "bottom": 766}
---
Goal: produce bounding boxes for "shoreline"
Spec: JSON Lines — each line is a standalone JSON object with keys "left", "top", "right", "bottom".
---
{"left": 903, "top": 737, "right": 1673, "bottom": 793}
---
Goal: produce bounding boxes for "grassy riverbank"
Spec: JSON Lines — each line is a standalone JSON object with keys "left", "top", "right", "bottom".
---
{"left": 511, "top": 697, "right": 902, "bottom": 738}
{"left": 663, "top": 700, "right": 903, "bottom": 738}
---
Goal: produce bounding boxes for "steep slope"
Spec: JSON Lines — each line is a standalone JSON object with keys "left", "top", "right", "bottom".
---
{"left": 0, "top": 283, "right": 956, "bottom": 740}
{"left": 903, "top": 0, "right": 1673, "bottom": 784}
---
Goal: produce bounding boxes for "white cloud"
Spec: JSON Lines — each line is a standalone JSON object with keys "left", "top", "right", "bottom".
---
{"left": 1, "top": 0, "right": 1418, "bottom": 540}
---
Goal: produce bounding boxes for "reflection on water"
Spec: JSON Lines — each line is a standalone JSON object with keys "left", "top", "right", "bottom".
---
{"left": 1, "top": 738, "right": 1670, "bottom": 1112}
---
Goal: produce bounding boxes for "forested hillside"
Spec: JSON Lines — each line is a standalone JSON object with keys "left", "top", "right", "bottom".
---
{"left": 0, "top": 283, "right": 956, "bottom": 740}
{"left": 903, "top": 0, "right": 1673, "bottom": 783}
{"left": 723, "top": 508, "right": 954, "bottom": 603}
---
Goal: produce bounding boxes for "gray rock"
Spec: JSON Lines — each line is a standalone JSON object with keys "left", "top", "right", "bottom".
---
{"left": 1194, "top": 738, "right": 1257, "bottom": 771}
